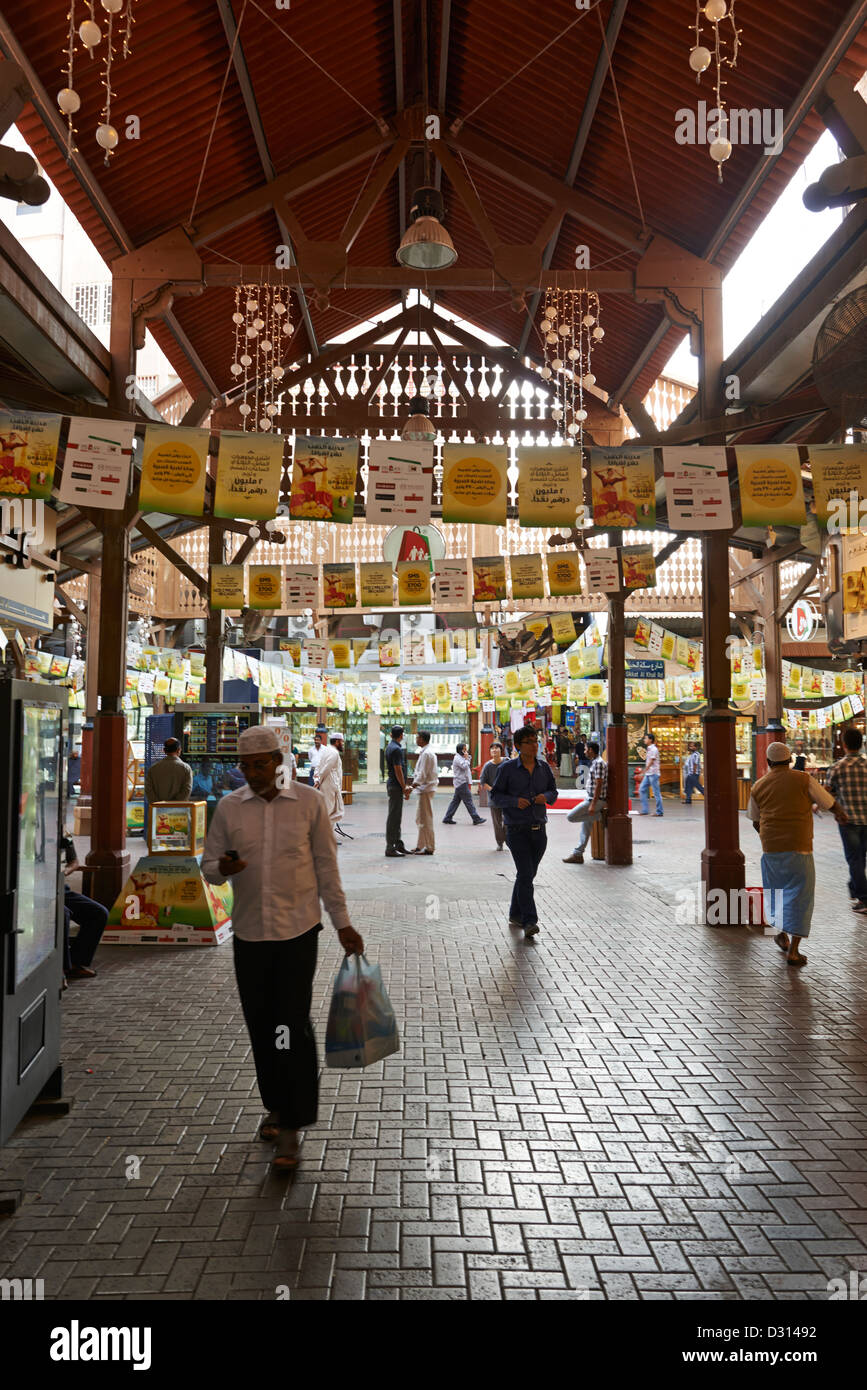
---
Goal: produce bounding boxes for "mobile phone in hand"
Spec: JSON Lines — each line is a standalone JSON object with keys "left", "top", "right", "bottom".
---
{"left": 224, "top": 850, "right": 239, "bottom": 862}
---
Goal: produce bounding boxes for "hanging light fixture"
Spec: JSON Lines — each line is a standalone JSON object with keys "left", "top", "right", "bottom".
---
{"left": 396, "top": 187, "right": 457, "bottom": 270}
{"left": 689, "top": 1, "right": 742, "bottom": 181}
{"left": 402, "top": 394, "right": 436, "bottom": 441}
{"left": 538, "top": 288, "right": 602, "bottom": 453}
{"left": 229, "top": 282, "right": 293, "bottom": 430}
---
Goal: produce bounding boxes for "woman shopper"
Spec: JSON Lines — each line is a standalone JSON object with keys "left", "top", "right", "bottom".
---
{"left": 478, "top": 741, "right": 507, "bottom": 850}
{"left": 442, "top": 743, "right": 486, "bottom": 826}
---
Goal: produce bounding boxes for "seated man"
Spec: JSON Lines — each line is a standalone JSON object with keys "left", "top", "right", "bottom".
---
{"left": 60, "top": 835, "right": 107, "bottom": 981}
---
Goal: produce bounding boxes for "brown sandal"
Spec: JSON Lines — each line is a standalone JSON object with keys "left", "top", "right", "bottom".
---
{"left": 774, "top": 932, "right": 790, "bottom": 953}
{"left": 786, "top": 953, "right": 808, "bottom": 968}
{"left": 258, "top": 1111, "right": 280, "bottom": 1141}
{"left": 271, "top": 1130, "right": 301, "bottom": 1171}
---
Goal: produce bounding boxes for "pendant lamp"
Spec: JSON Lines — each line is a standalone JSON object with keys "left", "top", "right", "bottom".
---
{"left": 396, "top": 187, "right": 457, "bottom": 270}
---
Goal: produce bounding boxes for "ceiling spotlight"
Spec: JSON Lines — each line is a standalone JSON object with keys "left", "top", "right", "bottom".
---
{"left": 396, "top": 186, "right": 457, "bottom": 270}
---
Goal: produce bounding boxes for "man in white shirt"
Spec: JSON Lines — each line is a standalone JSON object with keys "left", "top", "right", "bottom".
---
{"left": 202, "top": 725, "right": 363, "bottom": 1171}
{"left": 307, "top": 729, "right": 324, "bottom": 785}
{"left": 409, "top": 730, "right": 439, "bottom": 855}
{"left": 314, "top": 731, "right": 345, "bottom": 834}
{"left": 638, "top": 732, "right": 663, "bottom": 817}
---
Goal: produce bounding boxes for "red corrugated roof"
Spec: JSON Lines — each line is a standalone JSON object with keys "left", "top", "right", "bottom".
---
{"left": 6, "top": 0, "right": 867, "bottom": 403}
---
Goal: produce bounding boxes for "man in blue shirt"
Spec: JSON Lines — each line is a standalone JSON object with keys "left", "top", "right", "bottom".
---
{"left": 683, "top": 742, "right": 705, "bottom": 804}
{"left": 490, "top": 724, "right": 558, "bottom": 938}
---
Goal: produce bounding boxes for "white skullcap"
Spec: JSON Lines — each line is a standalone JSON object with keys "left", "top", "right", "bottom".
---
{"left": 329, "top": 730, "right": 343, "bottom": 742}
{"left": 766, "top": 741, "right": 792, "bottom": 764}
{"left": 238, "top": 725, "right": 280, "bottom": 754}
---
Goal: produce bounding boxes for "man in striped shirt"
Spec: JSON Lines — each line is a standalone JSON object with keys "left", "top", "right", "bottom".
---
{"left": 684, "top": 742, "right": 705, "bottom": 804}
{"left": 563, "top": 741, "right": 607, "bottom": 865}
{"left": 828, "top": 726, "right": 867, "bottom": 914}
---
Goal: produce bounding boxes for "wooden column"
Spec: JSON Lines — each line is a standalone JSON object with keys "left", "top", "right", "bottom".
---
{"left": 606, "top": 590, "right": 632, "bottom": 865}
{"left": 205, "top": 524, "right": 224, "bottom": 702}
{"left": 756, "top": 550, "right": 784, "bottom": 777}
{"left": 700, "top": 288, "right": 745, "bottom": 914}
{"left": 85, "top": 513, "right": 130, "bottom": 906}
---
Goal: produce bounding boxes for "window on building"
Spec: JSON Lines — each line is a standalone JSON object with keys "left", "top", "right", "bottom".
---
{"left": 73, "top": 284, "right": 101, "bottom": 327}
{"left": 137, "top": 375, "right": 160, "bottom": 399}
{"left": 102, "top": 283, "right": 112, "bottom": 322}
{"left": 15, "top": 202, "right": 41, "bottom": 216}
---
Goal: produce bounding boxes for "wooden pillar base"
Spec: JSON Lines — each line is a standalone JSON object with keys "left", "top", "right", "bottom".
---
{"left": 755, "top": 723, "right": 784, "bottom": 780}
{"left": 605, "top": 721, "right": 632, "bottom": 866}
{"left": 86, "top": 712, "right": 130, "bottom": 908}
{"left": 701, "top": 708, "right": 745, "bottom": 920}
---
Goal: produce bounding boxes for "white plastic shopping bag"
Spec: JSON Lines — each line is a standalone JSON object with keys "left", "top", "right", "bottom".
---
{"left": 325, "top": 954, "right": 400, "bottom": 1068}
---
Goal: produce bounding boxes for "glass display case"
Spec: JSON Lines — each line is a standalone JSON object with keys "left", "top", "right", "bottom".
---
{"left": 147, "top": 801, "right": 207, "bottom": 856}
{"left": 146, "top": 706, "right": 259, "bottom": 803}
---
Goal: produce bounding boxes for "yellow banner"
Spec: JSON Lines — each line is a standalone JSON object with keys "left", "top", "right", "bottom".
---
{"left": 590, "top": 447, "right": 655, "bottom": 528}
{"left": 735, "top": 446, "right": 806, "bottom": 528}
{"left": 329, "top": 639, "right": 351, "bottom": 669}
{"left": 508, "top": 553, "right": 545, "bottom": 600}
{"left": 0, "top": 409, "right": 61, "bottom": 500}
{"left": 441, "top": 444, "right": 508, "bottom": 525}
{"left": 139, "top": 425, "right": 209, "bottom": 517}
{"left": 248, "top": 565, "right": 282, "bottom": 609}
{"left": 546, "top": 550, "right": 583, "bottom": 597}
{"left": 359, "top": 561, "right": 393, "bottom": 607}
{"left": 290, "top": 436, "right": 358, "bottom": 523}
{"left": 549, "top": 613, "right": 576, "bottom": 646}
{"left": 210, "top": 564, "right": 246, "bottom": 609}
{"left": 322, "top": 563, "right": 357, "bottom": 608}
{"left": 472, "top": 556, "right": 507, "bottom": 602}
{"left": 397, "top": 560, "right": 432, "bottom": 605}
{"left": 516, "top": 447, "right": 583, "bottom": 527}
{"left": 214, "top": 432, "right": 283, "bottom": 520}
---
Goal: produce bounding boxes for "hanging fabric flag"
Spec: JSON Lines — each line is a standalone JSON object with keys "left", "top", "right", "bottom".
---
{"left": 646, "top": 625, "right": 665, "bottom": 657}
{"left": 735, "top": 445, "right": 806, "bottom": 528}
{"left": 433, "top": 559, "right": 469, "bottom": 605}
{"left": 0, "top": 409, "right": 61, "bottom": 501}
{"left": 508, "top": 553, "right": 545, "bottom": 600}
{"left": 366, "top": 441, "right": 434, "bottom": 525}
{"left": 590, "top": 446, "right": 655, "bottom": 528}
{"left": 620, "top": 545, "right": 656, "bottom": 590}
{"left": 472, "top": 556, "right": 507, "bottom": 602}
{"left": 284, "top": 564, "right": 319, "bottom": 610}
{"left": 431, "top": 632, "right": 449, "bottom": 663}
{"left": 59, "top": 417, "right": 134, "bottom": 509}
{"left": 359, "top": 561, "right": 393, "bottom": 607}
{"left": 379, "top": 635, "right": 400, "bottom": 667}
{"left": 808, "top": 444, "right": 867, "bottom": 531}
{"left": 329, "top": 640, "right": 351, "bottom": 670}
{"left": 661, "top": 446, "right": 732, "bottom": 530}
{"left": 546, "top": 550, "right": 583, "bottom": 597}
{"left": 633, "top": 618, "right": 651, "bottom": 649}
{"left": 214, "top": 431, "right": 284, "bottom": 521}
{"left": 290, "top": 436, "right": 358, "bottom": 523}
{"left": 322, "top": 563, "right": 357, "bottom": 608}
{"left": 210, "top": 565, "right": 245, "bottom": 609}
{"left": 441, "top": 443, "right": 509, "bottom": 525}
{"left": 675, "top": 635, "right": 691, "bottom": 667}
{"left": 549, "top": 613, "right": 577, "bottom": 646}
{"left": 397, "top": 559, "right": 432, "bottom": 605}
{"left": 516, "top": 447, "right": 583, "bottom": 527}
{"left": 139, "top": 424, "right": 209, "bottom": 516}
{"left": 248, "top": 565, "right": 282, "bottom": 608}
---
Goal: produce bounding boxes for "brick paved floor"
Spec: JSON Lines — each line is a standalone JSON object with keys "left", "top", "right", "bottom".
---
{"left": 2, "top": 788, "right": 867, "bottom": 1301}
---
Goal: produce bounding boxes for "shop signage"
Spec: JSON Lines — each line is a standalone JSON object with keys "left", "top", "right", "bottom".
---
{"left": 785, "top": 599, "right": 820, "bottom": 642}
{"left": 626, "top": 659, "right": 665, "bottom": 679}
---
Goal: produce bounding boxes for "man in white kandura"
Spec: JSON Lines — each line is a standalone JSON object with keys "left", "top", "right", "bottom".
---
{"left": 409, "top": 729, "right": 438, "bottom": 855}
{"left": 202, "top": 725, "right": 363, "bottom": 1172}
{"left": 315, "top": 730, "right": 345, "bottom": 838}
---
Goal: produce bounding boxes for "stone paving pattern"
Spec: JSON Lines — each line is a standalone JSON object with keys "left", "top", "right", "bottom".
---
{"left": 1, "top": 788, "right": 866, "bottom": 1301}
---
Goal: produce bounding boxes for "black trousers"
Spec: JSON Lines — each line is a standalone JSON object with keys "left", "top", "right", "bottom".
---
{"left": 505, "top": 825, "right": 548, "bottom": 926}
{"left": 63, "top": 888, "right": 108, "bottom": 970}
{"left": 386, "top": 785, "right": 405, "bottom": 849}
{"left": 232, "top": 926, "right": 322, "bottom": 1131}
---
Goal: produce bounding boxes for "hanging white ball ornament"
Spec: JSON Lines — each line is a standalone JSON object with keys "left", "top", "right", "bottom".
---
{"left": 551, "top": 407, "right": 563, "bottom": 421}
{"left": 264, "top": 518, "right": 277, "bottom": 532}
{"left": 540, "top": 367, "right": 552, "bottom": 380}
{"left": 96, "top": 123, "right": 118, "bottom": 150}
{"left": 581, "top": 313, "right": 595, "bottom": 327}
{"left": 689, "top": 46, "right": 712, "bottom": 73}
{"left": 592, "top": 326, "right": 604, "bottom": 341}
{"left": 78, "top": 20, "right": 102, "bottom": 48}
{"left": 253, "top": 317, "right": 264, "bottom": 330}
{"left": 567, "top": 422, "right": 579, "bottom": 436}
{"left": 710, "top": 138, "right": 732, "bottom": 165}
{"left": 240, "top": 353, "right": 252, "bottom": 367}
{"left": 246, "top": 326, "right": 258, "bottom": 339}
{"left": 266, "top": 404, "right": 278, "bottom": 416}
{"left": 558, "top": 324, "right": 571, "bottom": 337}
{"left": 545, "top": 332, "right": 558, "bottom": 344}
{"left": 271, "top": 366, "right": 285, "bottom": 380}
{"left": 567, "top": 347, "right": 579, "bottom": 361}
{"left": 101, "top": 0, "right": 124, "bottom": 13}
{"left": 540, "top": 319, "right": 552, "bottom": 333}
{"left": 274, "top": 301, "right": 286, "bottom": 315}
{"left": 282, "top": 321, "right": 292, "bottom": 334}
{"left": 57, "top": 88, "right": 81, "bottom": 115}
{"left": 258, "top": 418, "right": 272, "bottom": 431}
{"left": 576, "top": 408, "right": 588, "bottom": 422}
{"left": 704, "top": 0, "right": 727, "bottom": 21}
{"left": 552, "top": 357, "right": 564, "bottom": 371}
{"left": 230, "top": 363, "right": 243, "bottom": 376}
{"left": 246, "top": 299, "right": 258, "bottom": 311}
{"left": 583, "top": 373, "right": 596, "bottom": 387}
{"left": 232, "top": 311, "right": 244, "bottom": 324}
{"left": 261, "top": 340, "right": 272, "bottom": 353}
{"left": 239, "top": 402, "right": 252, "bottom": 416}
{"left": 248, "top": 526, "right": 261, "bottom": 539}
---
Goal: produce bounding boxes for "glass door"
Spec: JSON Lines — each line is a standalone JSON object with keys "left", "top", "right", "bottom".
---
{"left": 15, "top": 702, "right": 63, "bottom": 986}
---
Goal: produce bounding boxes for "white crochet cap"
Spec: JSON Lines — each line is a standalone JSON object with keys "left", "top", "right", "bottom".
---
{"left": 766, "top": 741, "right": 792, "bottom": 764}
{"left": 329, "top": 730, "right": 343, "bottom": 742}
{"left": 237, "top": 725, "right": 280, "bottom": 754}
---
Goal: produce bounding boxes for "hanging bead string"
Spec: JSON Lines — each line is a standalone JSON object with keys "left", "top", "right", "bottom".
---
{"left": 689, "top": 1, "right": 742, "bottom": 182}
{"left": 230, "top": 283, "right": 293, "bottom": 430}
{"left": 58, "top": 0, "right": 134, "bottom": 165}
